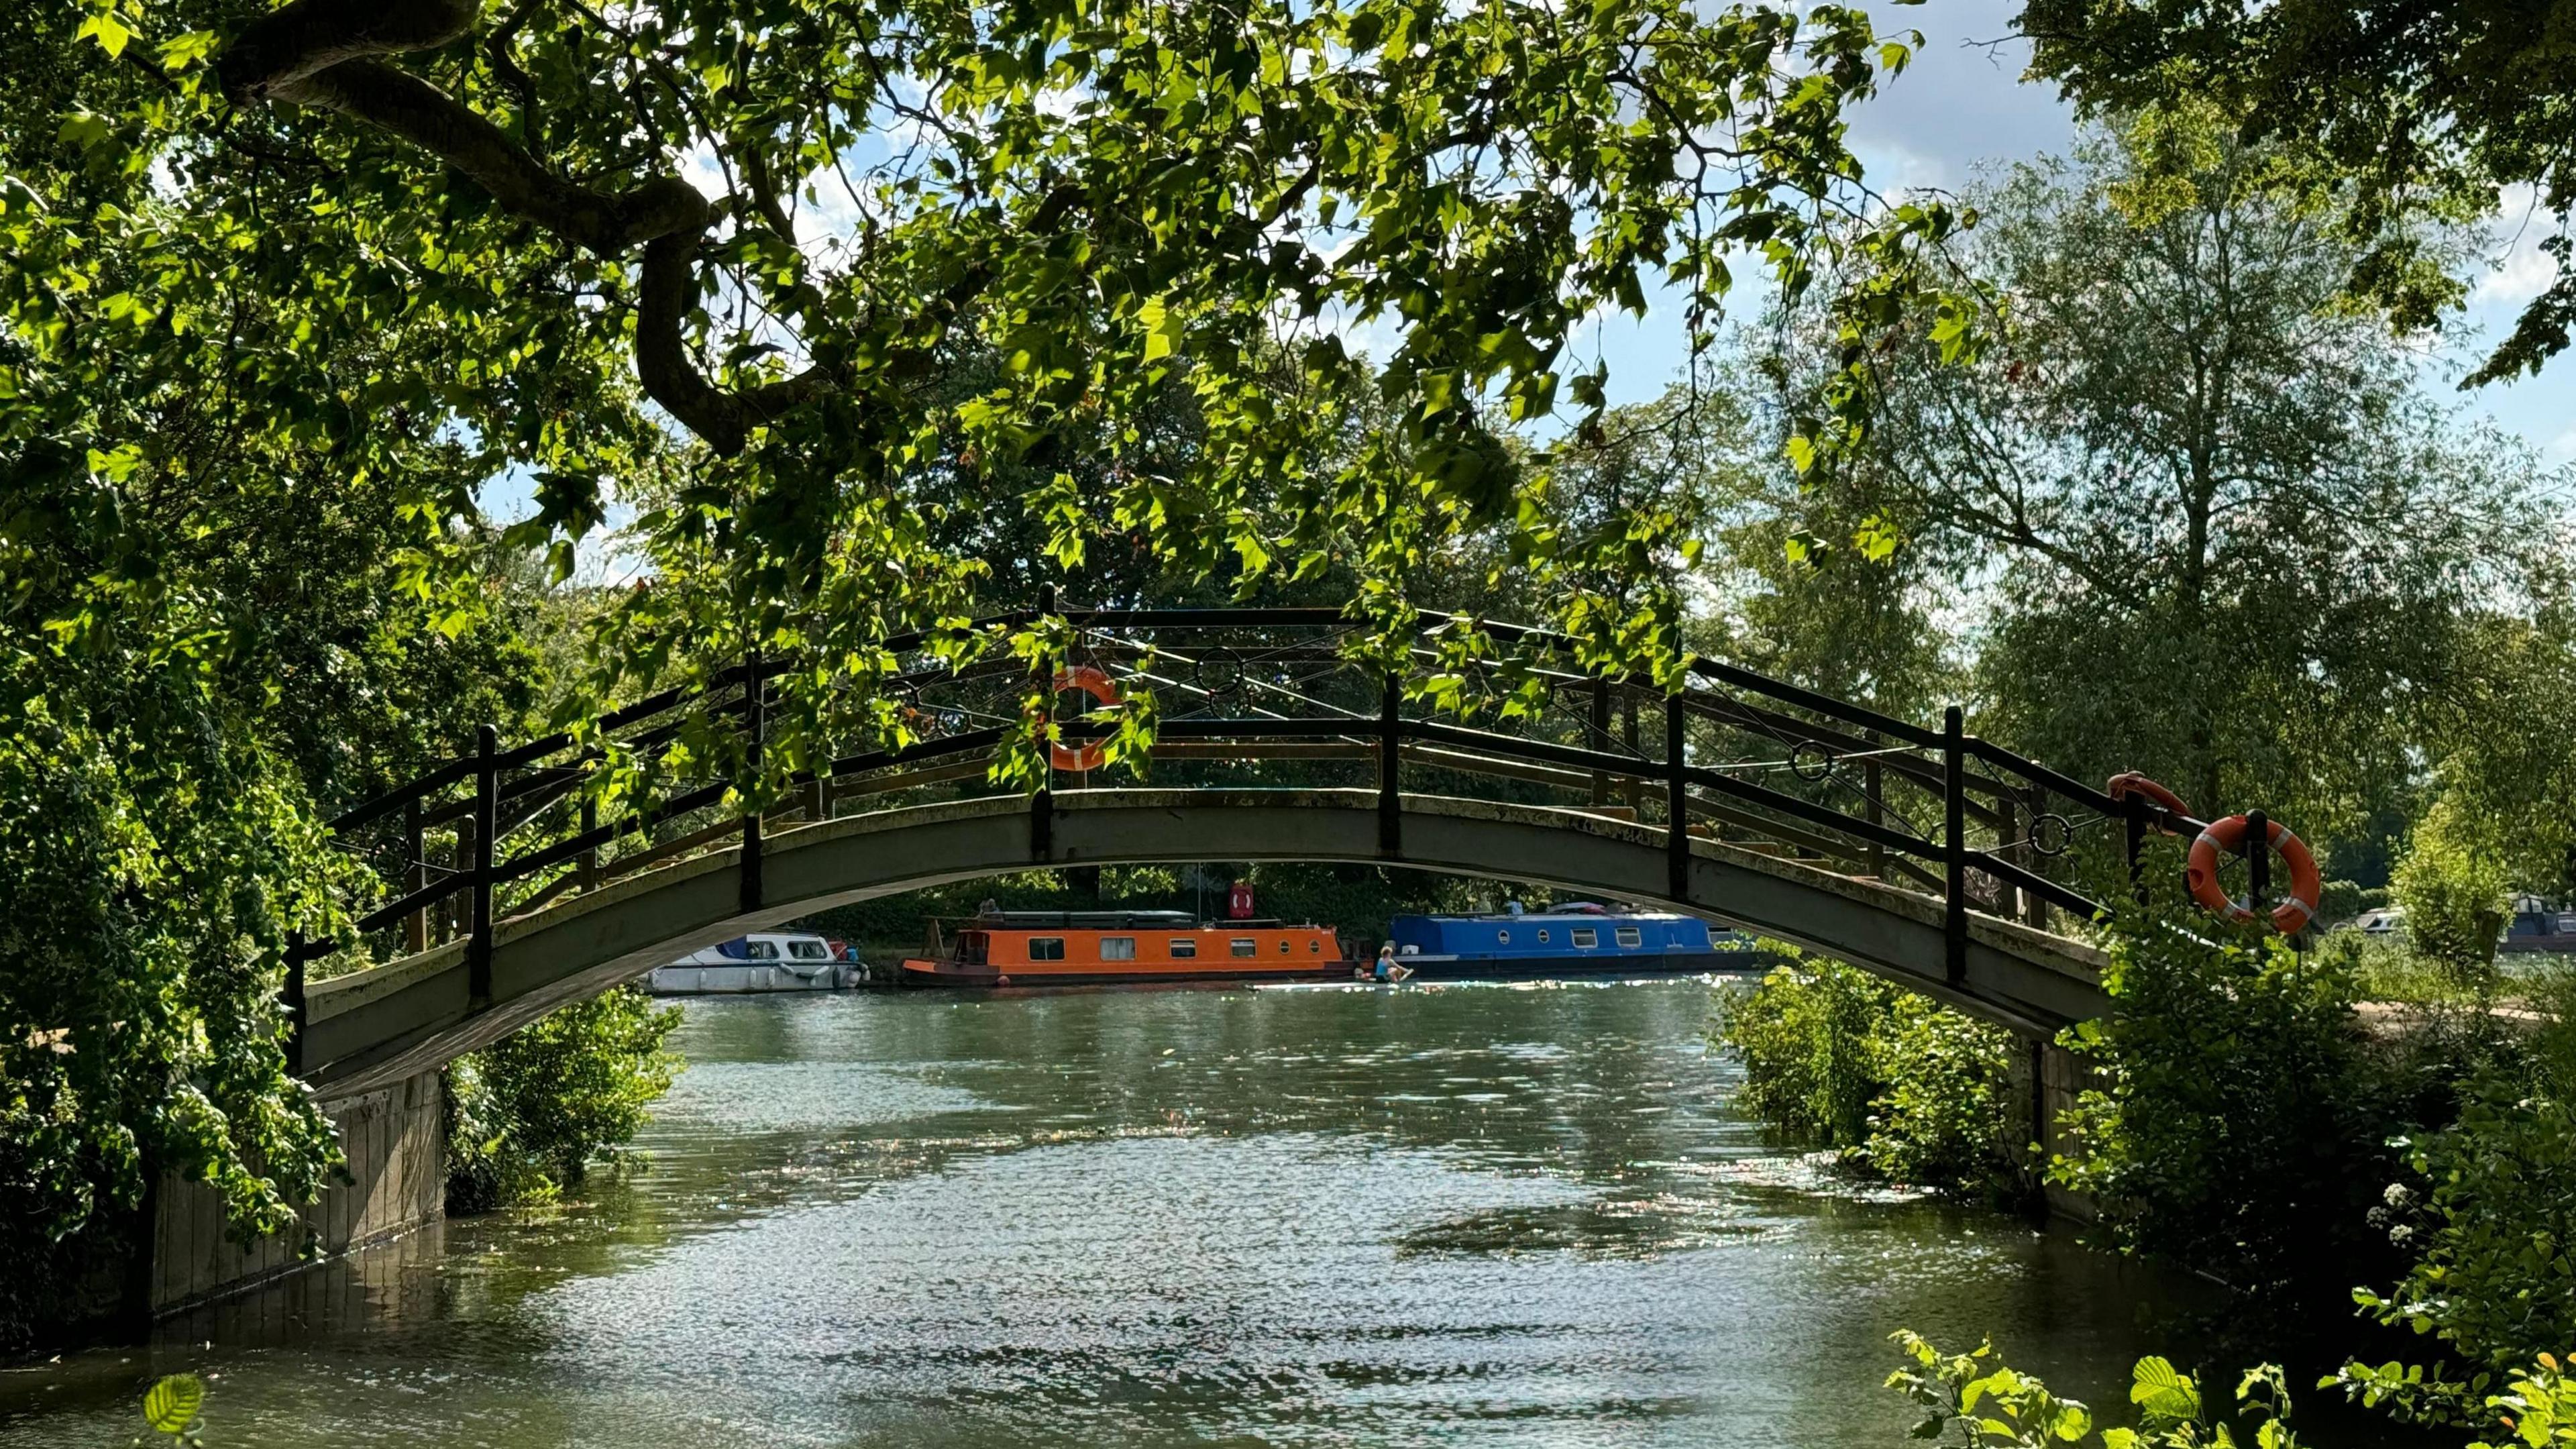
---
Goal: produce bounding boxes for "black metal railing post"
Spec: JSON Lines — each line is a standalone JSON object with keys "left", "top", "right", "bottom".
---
{"left": 739, "top": 653, "right": 765, "bottom": 915}
{"left": 1666, "top": 693, "right": 1690, "bottom": 902}
{"left": 2125, "top": 793, "right": 2148, "bottom": 907}
{"left": 402, "top": 794, "right": 427, "bottom": 954}
{"left": 1622, "top": 695, "right": 1641, "bottom": 814}
{"left": 468, "top": 723, "right": 497, "bottom": 1008}
{"left": 2245, "top": 808, "right": 2269, "bottom": 924}
{"left": 1943, "top": 705, "right": 1966, "bottom": 985}
{"left": 282, "top": 932, "right": 306, "bottom": 1077}
{"left": 1379, "top": 673, "right": 1402, "bottom": 857}
{"left": 1996, "top": 792, "right": 2021, "bottom": 922}
{"left": 1589, "top": 676, "right": 1610, "bottom": 809}
{"left": 2025, "top": 786, "right": 2050, "bottom": 930}
{"left": 1862, "top": 747, "right": 1886, "bottom": 881}
{"left": 1032, "top": 584, "right": 1055, "bottom": 861}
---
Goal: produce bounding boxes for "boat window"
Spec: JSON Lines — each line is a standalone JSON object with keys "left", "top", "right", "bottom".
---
{"left": 745, "top": 939, "right": 780, "bottom": 959}
{"left": 1572, "top": 928, "right": 1597, "bottom": 948}
{"left": 1169, "top": 938, "right": 1198, "bottom": 958}
{"left": 1099, "top": 936, "right": 1136, "bottom": 961}
{"left": 1536, "top": 929, "right": 1550, "bottom": 944}
{"left": 1230, "top": 938, "right": 1257, "bottom": 957}
{"left": 1496, "top": 929, "right": 1510, "bottom": 945}
{"left": 788, "top": 941, "right": 828, "bottom": 960}
{"left": 1616, "top": 926, "right": 1642, "bottom": 947}
{"left": 1028, "top": 937, "right": 1066, "bottom": 961}
{"left": 1309, "top": 940, "right": 1321, "bottom": 953}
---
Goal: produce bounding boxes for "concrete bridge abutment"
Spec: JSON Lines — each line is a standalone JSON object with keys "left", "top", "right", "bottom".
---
{"left": 2008, "top": 1034, "right": 2100, "bottom": 1222}
{"left": 146, "top": 1070, "right": 445, "bottom": 1318}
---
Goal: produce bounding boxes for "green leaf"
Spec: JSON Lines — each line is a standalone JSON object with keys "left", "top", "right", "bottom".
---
{"left": 142, "top": 1374, "right": 204, "bottom": 1435}
{"left": 76, "top": 11, "right": 133, "bottom": 58}
{"left": 1139, "top": 295, "right": 1179, "bottom": 362}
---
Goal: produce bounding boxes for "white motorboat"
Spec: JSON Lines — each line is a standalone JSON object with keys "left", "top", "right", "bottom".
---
{"left": 645, "top": 932, "right": 861, "bottom": 994}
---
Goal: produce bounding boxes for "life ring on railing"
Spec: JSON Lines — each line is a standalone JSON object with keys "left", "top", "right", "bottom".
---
{"left": 2106, "top": 772, "right": 2193, "bottom": 833}
{"left": 2185, "top": 814, "right": 2322, "bottom": 934}
{"left": 1050, "top": 665, "right": 1120, "bottom": 773}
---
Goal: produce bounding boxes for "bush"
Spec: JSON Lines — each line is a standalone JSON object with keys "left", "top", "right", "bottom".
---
{"left": 2047, "top": 912, "right": 2408, "bottom": 1307}
{"left": 444, "top": 987, "right": 682, "bottom": 1214}
{"left": 1888, "top": 1332, "right": 2308, "bottom": 1448}
{"left": 2349, "top": 974, "right": 2576, "bottom": 1387}
{"left": 2318, "top": 879, "right": 2365, "bottom": 928}
{"left": 2391, "top": 796, "right": 2511, "bottom": 981}
{"left": 1715, "top": 951, "right": 2025, "bottom": 1199}
{"left": 1863, "top": 995, "right": 2025, "bottom": 1197}
{"left": 1716, "top": 957, "right": 1895, "bottom": 1147}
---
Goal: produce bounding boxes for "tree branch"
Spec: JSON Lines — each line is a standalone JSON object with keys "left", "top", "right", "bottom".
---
{"left": 215, "top": 0, "right": 825, "bottom": 456}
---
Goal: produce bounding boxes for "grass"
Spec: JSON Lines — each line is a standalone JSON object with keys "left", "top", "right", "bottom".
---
{"left": 2320, "top": 928, "right": 2576, "bottom": 1010}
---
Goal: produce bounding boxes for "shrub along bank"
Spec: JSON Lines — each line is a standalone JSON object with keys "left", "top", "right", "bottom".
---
{"left": 443, "top": 987, "right": 683, "bottom": 1216}
{"left": 1716, "top": 910, "right": 2576, "bottom": 1442}
{"left": 1715, "top": 950, "right": 2029, "bottom": 1204}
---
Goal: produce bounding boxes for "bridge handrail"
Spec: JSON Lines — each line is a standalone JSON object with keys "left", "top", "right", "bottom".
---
{"left": 323, "top": 605, "right": 2089, "bottom": 831}
{"left": 286, "top": 606, "right": 2158, "bottom": 1046}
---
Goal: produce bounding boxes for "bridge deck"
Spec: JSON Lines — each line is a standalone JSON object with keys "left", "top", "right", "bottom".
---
{"left": 303, "top": 789, "right": 2104, "bottom": 1104}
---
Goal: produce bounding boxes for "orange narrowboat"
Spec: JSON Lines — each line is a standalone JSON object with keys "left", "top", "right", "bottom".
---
{"left": 898, "top": 910, "right": 1354, "bottom": 987}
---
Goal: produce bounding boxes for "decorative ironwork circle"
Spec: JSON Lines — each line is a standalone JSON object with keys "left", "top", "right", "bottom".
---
{"left": 1193, "top": 653, "right": 1244, "bottom": 702}
{"left": 1790, "top": 740, "right": 1835, "bottom": 783}
{"left": 2030, "top": 812, "right": 2073, "bottom": 858}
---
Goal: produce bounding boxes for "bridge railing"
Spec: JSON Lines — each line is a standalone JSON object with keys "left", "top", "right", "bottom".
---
{"left": 283, "top": 603, "right": 2198, "bottom": 1069}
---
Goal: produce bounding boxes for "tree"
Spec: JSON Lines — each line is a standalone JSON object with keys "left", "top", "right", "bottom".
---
{"left": 2392, "top": 788, "right": 2514, "bottom": 980}
{"left": 2016, "top": 0, "right": 2576, "bottom": 386}
{"left": 2414, "top": 553, "right": 2576, "bottom": 895}
{"left": 16, "top": 0, "right": 1992, "bottom": 735}
{"left": 1690, "top": 358, "right": 1960, "bottom": 718}
{"left": 1789, "top": 119, "right": 2553, "bottom": 838}
{"left": 1, "top": 0, "right": 1984, "bottom": 1342}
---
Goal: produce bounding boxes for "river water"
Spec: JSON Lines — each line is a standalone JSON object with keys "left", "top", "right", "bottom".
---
{"left": 4, "top": 979, "right": 2192, "bottom": 1447}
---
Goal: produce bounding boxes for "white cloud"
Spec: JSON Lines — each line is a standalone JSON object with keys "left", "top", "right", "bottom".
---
{"left": 679, "top": 140, "right": 729, "bottom": 203}
{"left": 2475, "top": 187, "right": 2565, "bottom": 307}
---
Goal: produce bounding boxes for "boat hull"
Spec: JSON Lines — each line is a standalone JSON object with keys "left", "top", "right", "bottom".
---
{"left": 645, "top": 963, "right": 853, "bottom": 994}
{"left": 897, "top": 957, "right": 1352, "bottom": 988}
{"left": 1391, "top": 950, "right": 1780, "bottom": 981}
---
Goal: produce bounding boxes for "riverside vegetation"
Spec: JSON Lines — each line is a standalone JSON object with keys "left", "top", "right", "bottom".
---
{"left": 9, "top": 0, "right": 2576, "bottom": 1401}
{"left": 1717, "top": 887, "right": 2576, "bottom": 1444}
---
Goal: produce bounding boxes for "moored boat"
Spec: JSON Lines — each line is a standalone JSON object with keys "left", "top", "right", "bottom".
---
{"left": 1381, "top": 902, "right": 1762, "bottom": 979}
{"left": 647, "top": 931, "right": 861, "bottom": 994}
{"left": 898, "top": 909, "right": 1353, "bottom": 987}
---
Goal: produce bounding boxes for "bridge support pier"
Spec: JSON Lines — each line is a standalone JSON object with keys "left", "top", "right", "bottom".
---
{"left": 143, "top": 1071, "right": 445, "bottom": 1318}
{"left": 2014, "top": 1035, "right": 2098, "bottom": 1222}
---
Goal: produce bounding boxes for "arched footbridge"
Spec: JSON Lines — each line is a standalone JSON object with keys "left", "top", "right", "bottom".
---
{"left": 288, "top": 605, "right": 2208, "bottom": 1104}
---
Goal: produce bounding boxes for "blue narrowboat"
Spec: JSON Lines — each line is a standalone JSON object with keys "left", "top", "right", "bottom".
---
{"left": 1381, "top": 903, "right": 1756, "bottom": 979}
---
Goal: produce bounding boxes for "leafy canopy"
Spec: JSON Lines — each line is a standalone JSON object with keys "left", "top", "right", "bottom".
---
{"left": 19, "top": 0, "right": 1990, "bottom": 764}
{"left": 2017, "top": 0, "right": 2576, "bottom": 385}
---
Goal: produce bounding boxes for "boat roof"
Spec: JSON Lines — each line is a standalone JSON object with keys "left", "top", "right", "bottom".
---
{"left": 1394, "top": 907, "right": 1693, "bottom": 923}
{"left": 964, "top": 910, "right": 1309, "bottom": 930}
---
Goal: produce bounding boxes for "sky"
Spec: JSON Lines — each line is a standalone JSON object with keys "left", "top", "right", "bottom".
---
{"left": 1575, "top": 0, "right": 2576, "bottom": 466}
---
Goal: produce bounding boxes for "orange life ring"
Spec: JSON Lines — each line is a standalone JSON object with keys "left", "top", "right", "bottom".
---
{"left": 2106, "top": 772, "right": 2193, "bottom": 833}
{"left": 1049, "top": 665, "right": 1120, "bottom": 772}
{"left": 2186, "top": 814, "right": 2323, "bottom": 934}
